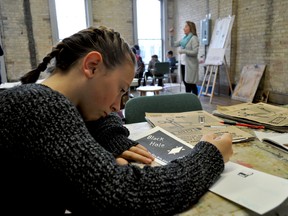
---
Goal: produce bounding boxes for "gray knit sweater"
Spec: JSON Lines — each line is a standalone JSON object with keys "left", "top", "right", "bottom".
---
{"left": 0, "top": 84, "right": 224, "bottom": 215}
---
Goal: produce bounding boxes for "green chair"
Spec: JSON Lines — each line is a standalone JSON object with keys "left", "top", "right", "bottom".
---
{"left": 124, "top": 93, "right": 203, "bottom": 124}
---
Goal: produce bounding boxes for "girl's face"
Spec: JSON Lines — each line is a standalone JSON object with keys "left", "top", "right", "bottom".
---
{"left": 80, "top": 60, "right": 134, "bottom": 121}
{"left": 183, "top": 23, "right": 191, "bottom": 35}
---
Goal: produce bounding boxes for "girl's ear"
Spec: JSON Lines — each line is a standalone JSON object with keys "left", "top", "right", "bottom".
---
{"left": 82, "top": 51, "right": 103, "bottom": 78}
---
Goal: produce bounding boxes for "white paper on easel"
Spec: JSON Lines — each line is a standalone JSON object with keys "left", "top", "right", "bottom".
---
{"left": 204, "top": 48, "right": 226, "bottom": 65}
{"left": 210, "top": 17, "right": 232, "bottom": 49}
{"left": 204, "top": 15, "right": 235, "bottom": 66}
{"left": 210, "top": 161, "right": 288, "bottom": 215}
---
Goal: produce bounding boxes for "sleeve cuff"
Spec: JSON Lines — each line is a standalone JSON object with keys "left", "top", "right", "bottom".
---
{"left": 85, "top": 113, "right": 138, "bottom": 156}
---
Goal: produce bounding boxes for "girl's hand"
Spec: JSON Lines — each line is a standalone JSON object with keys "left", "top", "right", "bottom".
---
{"left": 116, "top": 144, "right": 155, "bottom": 165}
{"left": 201, "top": 133, "right": 233, "bottom": 163}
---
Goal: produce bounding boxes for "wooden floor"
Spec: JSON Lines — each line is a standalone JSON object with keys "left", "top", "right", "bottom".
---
{"left": 129, "top": 83, "right": 243, "bottom": 113}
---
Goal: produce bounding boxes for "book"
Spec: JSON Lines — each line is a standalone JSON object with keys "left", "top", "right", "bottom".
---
{"left": 210, "top": 161, "right": 288, "bottom": 215}
{"left": 254, "top": 131, "right": 288, "bottom": 152}
{"left": 129, "top": 126, "right": 193, "bottom": 165}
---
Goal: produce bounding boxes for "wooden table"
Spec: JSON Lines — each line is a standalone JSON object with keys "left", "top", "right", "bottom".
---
{"left": 124, "top": 122, "right": 288, "bottom": 216}
{"left": 136, "top": 86, "right": 163, "bottom": 96}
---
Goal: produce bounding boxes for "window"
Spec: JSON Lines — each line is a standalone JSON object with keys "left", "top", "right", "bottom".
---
{"left": 135, "top": 0, "right": 167, "bottom": 64}
{"left": 49, "top": 0, "right": 92, "bottom": 43}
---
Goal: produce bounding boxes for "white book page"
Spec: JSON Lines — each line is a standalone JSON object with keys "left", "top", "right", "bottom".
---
{"left": 254, "top": 131, "right": 288, "bottom": 151}
{"left": 210, "top": 162, "right": 288, "bottom": 215}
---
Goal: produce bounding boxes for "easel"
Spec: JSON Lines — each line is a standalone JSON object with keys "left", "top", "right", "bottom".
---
{"left": 198, "top": 15, "right": 235, "bottom": 103}
{"left": 199, "top": 55, "right": 233, "bottom": 103}
{"left": 198, "top": 65, "right": 220, "bottom": 102}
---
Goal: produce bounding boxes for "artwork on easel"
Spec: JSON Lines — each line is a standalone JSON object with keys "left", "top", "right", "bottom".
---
{"left": 205, "top": 48, "right": 226, "bottom": 65}
{"left": 199, "top": 15, "right": 235, "bottom": 102}
{"left": 232, "top": 64, "right": 266, "bottom": 102}
{"left": 204, "top": 15, "right": 235, "bottom": 66}
{"left": 210, "top": 16, "right": 232, "bottom": 49}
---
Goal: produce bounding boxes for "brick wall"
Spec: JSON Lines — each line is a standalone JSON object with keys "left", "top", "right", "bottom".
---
{"left": 92, "top": 0, "right": 134, "bottom": 44}
{"left": 235, "top": 0, "right": 288, "bottom": 96}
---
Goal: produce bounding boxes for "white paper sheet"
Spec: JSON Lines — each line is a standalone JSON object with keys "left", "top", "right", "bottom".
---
{"left": 210, "top": 162, "right": 288, "bottom": 215}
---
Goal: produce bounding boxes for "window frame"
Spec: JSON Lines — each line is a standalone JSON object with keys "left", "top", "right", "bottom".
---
{"left": 48, "top": 0, "right": 93, "bottom": 44}
{"left": 133, "top": 0, "right": 168, "bottom": 62}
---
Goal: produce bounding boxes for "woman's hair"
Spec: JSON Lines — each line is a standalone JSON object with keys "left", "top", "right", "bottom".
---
{"left": 186, "top": 21, "right": 197, "bottom": 36}
{"left": 21, "top": 26, "right": 136, "bottom": 84}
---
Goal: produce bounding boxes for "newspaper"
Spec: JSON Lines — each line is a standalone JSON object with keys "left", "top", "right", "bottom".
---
{"left": 145, "top": 110, "right": 255, "bottom": 145}
{"left": 213, "top": 102, "right": 288, "bottom": 132}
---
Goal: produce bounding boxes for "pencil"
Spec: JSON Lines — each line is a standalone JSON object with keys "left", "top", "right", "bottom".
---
{"left": 220, "top": 120, "right": 265, "bottom": 129}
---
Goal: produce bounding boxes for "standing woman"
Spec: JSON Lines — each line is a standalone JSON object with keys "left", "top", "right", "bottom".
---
{"left": 170, "top": 21, "right": 199, "bottom": 95}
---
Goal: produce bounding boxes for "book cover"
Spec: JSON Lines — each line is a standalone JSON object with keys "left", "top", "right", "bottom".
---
{"left": 129, "top": 126, "right": 193, "bottom": 165}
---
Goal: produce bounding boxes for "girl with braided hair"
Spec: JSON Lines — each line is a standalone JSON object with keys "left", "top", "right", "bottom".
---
{"left": 0, "top": 26, "right": 233, "bottom": 215}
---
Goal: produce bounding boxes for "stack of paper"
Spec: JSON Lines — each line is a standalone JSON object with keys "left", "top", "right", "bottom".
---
{"left": 213, "top": 102, "right": 288, "bottom": 133}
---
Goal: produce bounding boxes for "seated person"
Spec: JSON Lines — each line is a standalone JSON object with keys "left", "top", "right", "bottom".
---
{"left": 143, "top": 54, "right": 163, "bottom": 86}
{"left": 166, "top": 50, "right": 177, "bottom": 73}
{"left": 131, "top": 47, "right": 145, "bottom": 87}
{"left": 133, "top": 44, "right": 141, "bottom": 55}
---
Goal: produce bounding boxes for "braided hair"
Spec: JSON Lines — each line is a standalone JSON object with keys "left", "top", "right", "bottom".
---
{"left": 21, "top": 26, "right": 136, "bottom": 84}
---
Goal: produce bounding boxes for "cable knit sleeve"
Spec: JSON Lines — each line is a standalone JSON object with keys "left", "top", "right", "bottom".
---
{"left": 85, "top": 112, "right": 138, "bottom": 156}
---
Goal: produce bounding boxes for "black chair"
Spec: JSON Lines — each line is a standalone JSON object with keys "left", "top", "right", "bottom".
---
{"left": 152, "top": 62, "right": 171, "bottom": 86}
